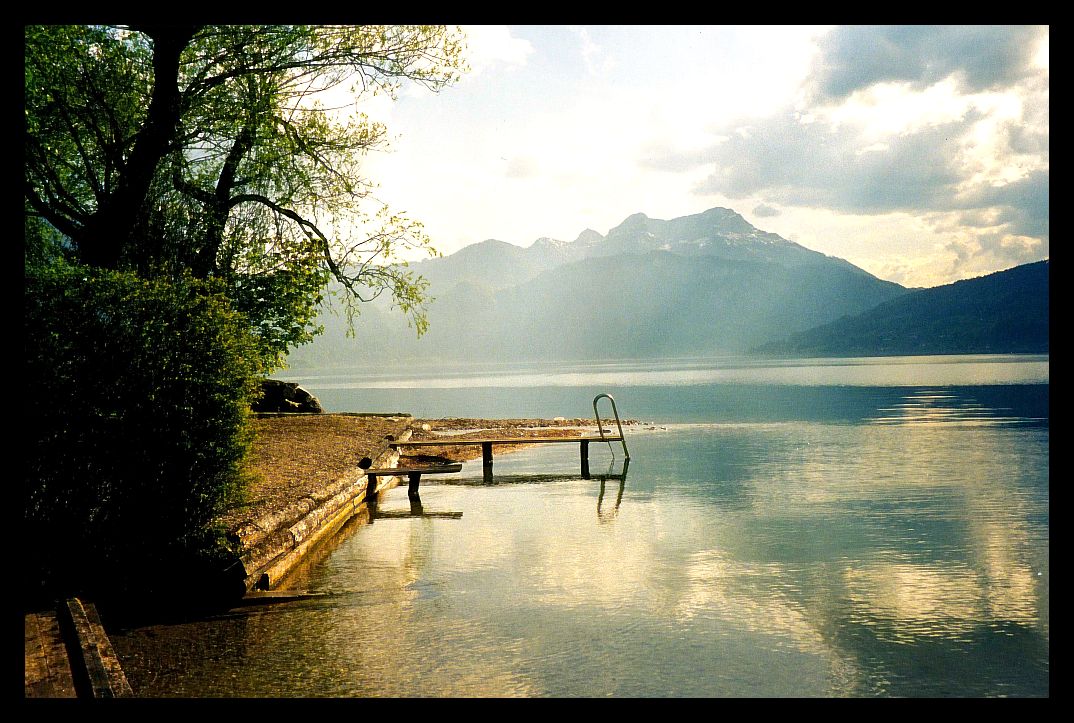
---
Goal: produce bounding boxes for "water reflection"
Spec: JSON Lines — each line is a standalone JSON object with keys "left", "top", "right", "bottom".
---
{"left": 367, "top": 488, "right": 464, "bottom": 522}
{"left": 597, "top": 477, "right": 626, "bottom": 522}
{"left": 109, "top": 402, "right": 1048, "bottom": 697}
{"left": 868, "top": 388, "right": 1048, "bottom": 426}
{"left": 839, "top": 553, "right": 1043, "bottom": 649}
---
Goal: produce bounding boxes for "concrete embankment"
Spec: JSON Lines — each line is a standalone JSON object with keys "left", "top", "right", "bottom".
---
{"left": 231, "top": 427, "right": 412, "bottom": 593}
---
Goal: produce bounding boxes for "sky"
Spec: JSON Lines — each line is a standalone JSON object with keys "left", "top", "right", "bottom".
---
{"left": 355, "top": 25, "right": 1049, "bottom": 289}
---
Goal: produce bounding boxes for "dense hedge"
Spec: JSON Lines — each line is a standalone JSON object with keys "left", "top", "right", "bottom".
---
{"left": 25, "top": 266, "right": 264, "bottom": 607}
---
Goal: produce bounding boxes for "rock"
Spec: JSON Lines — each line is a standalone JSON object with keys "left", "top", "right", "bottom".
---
{"left": 252, "top": 379, "right": 324, "bottom": 414}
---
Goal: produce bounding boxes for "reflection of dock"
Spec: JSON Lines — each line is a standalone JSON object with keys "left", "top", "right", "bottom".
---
{"left": 424, "top": 459, "right": 628, "bottom": 487}
{"left": 372, "top": 510, "right": 464, "bottom": 520}
{"left": 384, "top": 458, "right": 630, "bottom": 521}
{"left": 363, "top": 462, "right": 465, "bottom": 523}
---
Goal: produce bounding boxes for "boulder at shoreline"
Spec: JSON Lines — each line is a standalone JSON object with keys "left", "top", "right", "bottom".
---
{"left": 252, "top": 379, "right": 324, "bottom": 414}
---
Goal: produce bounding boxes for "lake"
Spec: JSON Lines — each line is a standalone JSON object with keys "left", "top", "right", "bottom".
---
{"left": 108, "top": 354, "right": 1049, "bottom": 697}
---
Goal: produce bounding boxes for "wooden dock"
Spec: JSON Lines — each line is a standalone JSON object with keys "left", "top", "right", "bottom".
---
{"left": 392, "top": 434, "right": 625, "bottom": 482}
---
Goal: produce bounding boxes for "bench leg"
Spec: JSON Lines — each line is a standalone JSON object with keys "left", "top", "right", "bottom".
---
{"left": 365, "top": 473, "right": 380, "bottom": 522}
{"left": 580, "top": 439, "right": 590, "bottom": 479}
{"left": 482, "top": 442, "right": 494, "bottom": 483}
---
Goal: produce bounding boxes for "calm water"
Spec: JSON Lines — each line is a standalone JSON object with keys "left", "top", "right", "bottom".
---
{"left": 109, "top": 355, "right": 1049, "bottom": 697}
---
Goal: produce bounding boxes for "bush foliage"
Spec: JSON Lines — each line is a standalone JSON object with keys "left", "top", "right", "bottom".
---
{"left": 25, "top": 265, "right": 264, "bottom": 605}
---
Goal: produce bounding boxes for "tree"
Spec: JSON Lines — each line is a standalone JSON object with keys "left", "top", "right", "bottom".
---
{"left": 25, "top": 25, "right": 467, "bottom": 368}
{"left": 26, "top": 264, "right": 267, "bottom": 605}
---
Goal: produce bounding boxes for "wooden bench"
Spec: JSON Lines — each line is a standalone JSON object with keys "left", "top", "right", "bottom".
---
{"left": 391, "top": 435, "right": 624, "bottom": 482}
{"left": 363, "top": 463, "right": 463, "bottom": 501}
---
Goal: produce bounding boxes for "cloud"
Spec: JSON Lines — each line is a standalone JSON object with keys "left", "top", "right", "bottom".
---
{"left": 638, "top": 141, "right": 717, "bottom": 173}
{"left": 675, "top": 26, "right": 1049, "bottom": 275}
{"left": 752, "top": 204, "right": 781, "bottom": 218}
{"left": 956, "top": 169, "right": 1050, "bottom": 240}
{"left": 460, "top": 25, "right": 534, "bottom": 76}
{"left": 693, "top": 107, "right": 1048, "bottom": 242}
{"left": 635, "top": 26, "right": 1047, "bottom": 248}
{"left": 692, "top": 111, "right": 968, "bottom": 213}
{"left": 805, "top": 25, "right": 1048, "bottom": 103}
{"left": 504, "top": 155, "right": 539, "bottom": 179}
{"left": 568, "top": 26, "right": 616, "bottom": 76}
{"left": 940, "top": 228, "right": 1048, "bottom": 282}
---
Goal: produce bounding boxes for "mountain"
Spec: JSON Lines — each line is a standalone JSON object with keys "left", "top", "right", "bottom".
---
{"left": 588, "top": 207, "right": 867, "bottom": 275}
{"left": 285, "top": 207, "right": 910, "bottom": 368}
{"left": 754, "top": 260, "right": 1049, "bottom": 356}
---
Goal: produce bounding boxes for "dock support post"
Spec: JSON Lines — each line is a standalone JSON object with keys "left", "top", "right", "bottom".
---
{"left": 482, "top": 442, "right": 494, "bottom": 483}
{"left": 580, "top": 439, "right": 590, "bottom": 479}
{"left": 407, "top": 473, "right": 424, "bottom": 514}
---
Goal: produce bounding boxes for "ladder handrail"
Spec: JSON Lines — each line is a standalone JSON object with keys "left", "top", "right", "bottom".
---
{"left": 593, "top": 393, "right": 630, "bottom": 460}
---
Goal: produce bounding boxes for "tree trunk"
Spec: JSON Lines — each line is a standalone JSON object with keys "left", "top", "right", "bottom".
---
{"left": 77, "top": 26, "right": 200, "bottom": 269}
{"left": 192, "top": 122, "right": 257, "bottom": 278}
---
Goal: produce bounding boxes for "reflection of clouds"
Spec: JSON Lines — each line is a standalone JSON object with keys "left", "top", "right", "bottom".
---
{"left": 843, "top": 555, "right": 1041, "bottom": 645}
{"left": 868, "top": 389, "right": 1044, "bottom": 427}
{"left": 980, "top": 539, "right": 1041, "bottom": 626}
{"left": 912, "top": 422, "right": 1047, "bottom": 633}
{"left": 671, "top": 549, "right": 863, "bottom": 696}
{"left": 498, "top": 492, "right": 863, "bottom": 689}
{"left": 826, "top": 415, "right": 1045, "bottom": 643}
{"left": 673, "top": 549, "right": 828, "bottom": 652}
{"left": 310, "top": 511, "right": 546, "bottom": 696}
{"left": 844, "top": 562, "right": 983, "bottom": 643}
{"left": 524, "top": 499, "right": 673, "bottom": 611}
{"left": 307, "top": 418, "right": 1044, "bottom": 694}
{"left": 422, "top": 513, "right": 514, "bottom": 573}
{"left": 967, "top": 477, "right": 1048, "bottom": 632}
{"left": 696, "top": 419, "right": 1047, "bottom": 649}
{"left": 319, "top": 611, "right": 543, "bottom": 697}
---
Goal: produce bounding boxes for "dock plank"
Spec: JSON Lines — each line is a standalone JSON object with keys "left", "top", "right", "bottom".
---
{"left": 24, "top": 611, "right": 77, "bottom": 698}
{"left": 393, "top": 436, "right": 622, "bottom": 446}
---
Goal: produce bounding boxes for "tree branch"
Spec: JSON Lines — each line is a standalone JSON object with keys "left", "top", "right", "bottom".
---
{"left": 24, "top": 181, "right": 85, "bottom": 240}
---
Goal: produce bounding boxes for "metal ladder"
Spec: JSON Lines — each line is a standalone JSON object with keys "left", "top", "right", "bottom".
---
{"left": 593, "top": 393, "right": 630, "bottom": 461}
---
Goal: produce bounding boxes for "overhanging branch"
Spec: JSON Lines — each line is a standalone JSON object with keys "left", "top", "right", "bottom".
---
{"left": 228, "top": 192, "right": 420, "bottom": 307}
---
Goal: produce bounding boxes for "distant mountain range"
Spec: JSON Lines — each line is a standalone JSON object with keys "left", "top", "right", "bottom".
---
{"left": 754, "top": 259, "right": 1049, "bottom": 356}
{"left": 285, "top": 208, "right": 1048, "bottom": 369}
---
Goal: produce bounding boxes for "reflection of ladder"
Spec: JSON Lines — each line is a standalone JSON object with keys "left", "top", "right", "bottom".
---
{"left": 592, "top": 393, "right": 630, "bottom": 461}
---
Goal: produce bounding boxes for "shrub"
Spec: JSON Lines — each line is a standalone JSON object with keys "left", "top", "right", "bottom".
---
{"left": 25, "top": 265, "right": 264, "bottom": 606}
